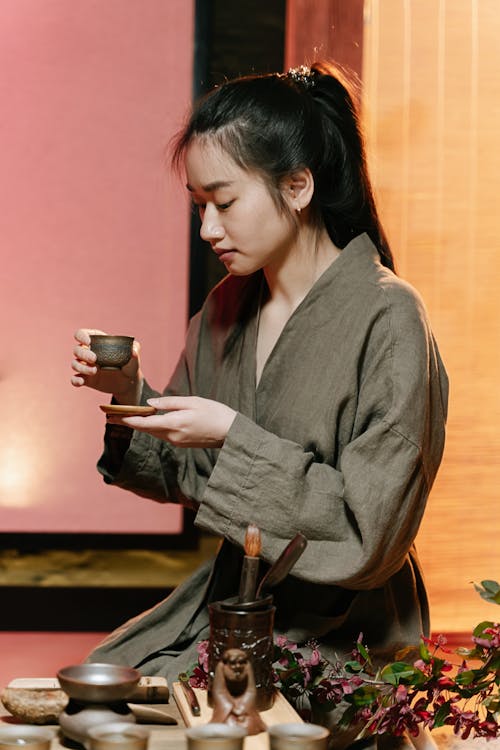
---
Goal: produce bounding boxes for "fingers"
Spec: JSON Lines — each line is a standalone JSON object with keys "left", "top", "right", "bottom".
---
{"left": 71, "top": 341, "right": 97, "bottom": 381}
{"left": 71, "top": 329, "right": 99, "bottom": 387}
{"left": 147, "top": 395, "right": 199, "bottom": 411}
{"left": 74, "top": 328, "right": 107, "bottom": 345}
{"left": 71, "top": 356, "right": 97, "bottom": 375}
{"left": 72, "top": 329, "right": 101, "bottom": 369}
{"left": 73, "top": 345, "right": 96, "bottom": 365}
{"left": 104, "top": 412, "right": 188, "bottom": 445}
{"left": 70, "top": 373, "right": 86, "bottom": 388}
{"left": 106, "top": 413, "right": 173, "bottom": 429}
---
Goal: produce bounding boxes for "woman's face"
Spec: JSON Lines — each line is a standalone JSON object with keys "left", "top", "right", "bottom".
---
{"left": 185, "top": 137, "right": 297, "bottom": 276}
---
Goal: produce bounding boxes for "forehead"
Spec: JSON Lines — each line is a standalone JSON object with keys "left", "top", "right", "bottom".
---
{"left": 184, "top": 136, "right": 258, "bottom": 191}
{"left": 224, "top": 649, "right": 246, "bottom": 662}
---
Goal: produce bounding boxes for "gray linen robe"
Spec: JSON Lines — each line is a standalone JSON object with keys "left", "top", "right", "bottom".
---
{"left": 90, "top": 233, "right": 448, "bottom": 685}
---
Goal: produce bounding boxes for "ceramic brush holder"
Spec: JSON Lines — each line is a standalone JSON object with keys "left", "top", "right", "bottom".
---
{"left": 207, "top": 598, "right": 276, "bottom": 711}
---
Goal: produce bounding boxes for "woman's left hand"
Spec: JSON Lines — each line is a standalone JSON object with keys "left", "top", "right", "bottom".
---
{"left": 106, "top": 396, "right": 237, "bottom": 448}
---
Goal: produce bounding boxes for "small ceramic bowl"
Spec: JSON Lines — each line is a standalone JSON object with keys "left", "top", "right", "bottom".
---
{"left": 87, "top": 722, "right": 149, "bottom": 750}
{"left": 89, "top": 335, "right": 134, "bottom": 369}
{"left": 268, "top": 722, "right": 330, "bottom": 749}
{"left": 185, "top": 724, "right": 246, "bottom": 749}
{"left": 57, "top": 663, "right": 141, "bottom": 702}
{"left": 0, "top": 725, "right": 55, "bottom": 750}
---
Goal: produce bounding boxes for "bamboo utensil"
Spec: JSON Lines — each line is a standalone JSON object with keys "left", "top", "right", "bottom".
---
{"left": 178, "top": 673, "right": 201, "bottom": 717}
{"left": 255, "top": 532, "right": 308, "bottom": 599}
{"left": 238, "top": 523, "right": 262, "bottom": 603}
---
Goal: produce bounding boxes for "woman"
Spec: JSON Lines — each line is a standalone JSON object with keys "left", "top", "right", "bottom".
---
{"left": 71, "top": 61, "right": 448, "bottom": 709}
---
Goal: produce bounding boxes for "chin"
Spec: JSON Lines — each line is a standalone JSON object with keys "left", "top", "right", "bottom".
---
{"left": 224, "top": 259, "right": 262, "bottom": 277}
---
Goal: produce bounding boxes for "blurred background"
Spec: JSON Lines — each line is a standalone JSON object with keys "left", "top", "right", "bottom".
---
{"left": 1, "top": 0, "right": 499, "bottom": 644}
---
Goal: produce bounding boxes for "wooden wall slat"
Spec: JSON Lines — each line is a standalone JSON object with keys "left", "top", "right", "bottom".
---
{"left": 285, "top": 0, "right": 499, "bottom": 635}
{"left": 363, "top": 0, "right": 500, "bottom": 633}
{"left": 285, "top": 0, "right": 364, "bottom": 77}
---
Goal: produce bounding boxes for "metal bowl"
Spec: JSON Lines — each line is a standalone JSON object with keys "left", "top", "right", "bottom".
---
{"left": 89, "top": 335, "right": 134, "bottom": 369}
{"left": 57, "top": 663, "right": 141, "bottom": 702}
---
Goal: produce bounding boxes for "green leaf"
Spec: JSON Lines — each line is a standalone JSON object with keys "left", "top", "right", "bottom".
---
{"left": 459, "top": 681, "right": 495, "bottom": 699}
{"left": 430, "top": 656, "right": 446, "bottom": 675}
{"left": 357, "top": 641, "right": 371, "bottom": 662}
{"left": 350, "top": 686, "right": 380, "bottom": 708}
{"left": 474, "top": 581, "right": 500, "bottom": 605}
{"left": 419, "top": 641, "right": 431, "bottom": 662}
{"left": 434, "top": 700, "right": 452, "bottom": 727}
{"left": 338, "top": 704, "right": 359, "bottom": 728}
{"left": 486, "top": 653, "right": 500, "bottom": 671}
{"left": 473, "top": 620, "right": 495, "bottom": 637}
{"left": 380, "top": 662, "right": 422, "bottom": 686}
{"left": 454, "top": 670, "right": 477, "bottom": 686}
{"left": 344, "top": 660, "right": 364, "bottom": 673}
{"left": 483, "top": 695, "right": 500, "bottom": 712}
{"left": 481, "top": 580, "right": 500, "bottom": 593}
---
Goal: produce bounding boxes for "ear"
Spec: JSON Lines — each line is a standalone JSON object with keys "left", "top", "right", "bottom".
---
{"left": 282, "top": 168, "right": 315, "bottom": 212}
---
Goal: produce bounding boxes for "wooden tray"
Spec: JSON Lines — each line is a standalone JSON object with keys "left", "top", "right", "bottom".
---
{"left": 172, "top": 683, "right": 302, "bottom": 750}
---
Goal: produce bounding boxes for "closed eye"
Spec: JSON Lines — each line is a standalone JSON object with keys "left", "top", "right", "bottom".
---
{"left": 190, "top": 199, "right": 234, "bottom": 215}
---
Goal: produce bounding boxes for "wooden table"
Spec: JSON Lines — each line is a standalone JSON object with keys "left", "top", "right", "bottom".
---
{"left": 1, "top": 684, "right": 303, "bottom": 750}
{"left": 1, "top": 698, "right": 189, "bottom": 750}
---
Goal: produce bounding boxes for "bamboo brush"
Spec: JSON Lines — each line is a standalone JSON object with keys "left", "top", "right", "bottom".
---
{"left": 238, "top": 523, "right": 262, "bottom": 603}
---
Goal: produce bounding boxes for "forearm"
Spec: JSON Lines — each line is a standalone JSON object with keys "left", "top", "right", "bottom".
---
{"left": 98, "top": 381, "right": 217, "bottom": 505}
{"left": 196, "top": 413, "right": 431, "bottom": 590}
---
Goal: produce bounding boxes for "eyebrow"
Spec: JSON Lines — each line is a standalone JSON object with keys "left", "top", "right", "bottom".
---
{"left": 186, "top": 180, "right": 234, "bottom": 192}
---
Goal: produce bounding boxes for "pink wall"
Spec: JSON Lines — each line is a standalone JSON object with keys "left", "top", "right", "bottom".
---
{"left": 1, "top": 1, "right": 194, "bottom": 532}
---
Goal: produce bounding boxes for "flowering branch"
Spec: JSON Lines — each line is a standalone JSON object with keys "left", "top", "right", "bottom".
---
{"left": 188, "top": 580, "right": 500, "bottom": 740}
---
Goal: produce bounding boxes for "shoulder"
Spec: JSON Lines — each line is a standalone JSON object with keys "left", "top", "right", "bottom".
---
{"left": 376, "top": 272, "right": 430, "bottom": 335}
{"left": 347, "top": 235, "right": 430, "bottom": 331}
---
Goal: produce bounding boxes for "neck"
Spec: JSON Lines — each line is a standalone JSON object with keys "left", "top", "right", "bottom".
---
{"left": 263, "top": 224, "right": 340, "bottom": 310}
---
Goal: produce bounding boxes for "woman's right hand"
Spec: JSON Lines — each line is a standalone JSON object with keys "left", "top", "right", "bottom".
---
{"left": 71, "top": 328, "right": 144, "bottom": 404}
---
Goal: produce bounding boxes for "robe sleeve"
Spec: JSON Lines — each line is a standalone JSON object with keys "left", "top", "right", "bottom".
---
{"left": 97, "top": 311, "right": 216, "bottom": 506}
{"left": 195, "top": 286, "right": 448, "bottom": 591}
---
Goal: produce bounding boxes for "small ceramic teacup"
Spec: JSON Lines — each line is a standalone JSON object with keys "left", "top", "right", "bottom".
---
{"left": 89, "top": 335, "right": 134, "bottom": 370}
{"left": 185, "top": 723, "right": 246, "bottom": 749}
{"left": 86, "top": 723, "right": 149, "bottom": 750}
{"left": 268, "top": 722, "right": 330, "bottom": 749}
{"left": 0, "top": 725, "right": 55, "bottom": 750}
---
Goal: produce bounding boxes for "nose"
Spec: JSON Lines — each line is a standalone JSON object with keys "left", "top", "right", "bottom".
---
{"left": 200, "top": 205, "right": 225, "bottom": 244}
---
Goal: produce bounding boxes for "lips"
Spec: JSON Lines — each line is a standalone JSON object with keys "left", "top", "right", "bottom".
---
{"left": 214, "top": 248, "right": 236, "bottom": 262}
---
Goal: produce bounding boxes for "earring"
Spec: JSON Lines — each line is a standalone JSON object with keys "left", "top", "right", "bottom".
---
{"left": 296, "top": 206, "right": 301, "bottom": 214}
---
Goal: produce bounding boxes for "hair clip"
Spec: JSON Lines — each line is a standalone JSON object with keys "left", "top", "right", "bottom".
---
{"left": 286, "top": 65, "right": 315, "bottom": 90}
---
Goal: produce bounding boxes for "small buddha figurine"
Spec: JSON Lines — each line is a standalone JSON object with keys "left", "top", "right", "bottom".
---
{"left": 210, "top": 648, "right": 266, "bottom": 735}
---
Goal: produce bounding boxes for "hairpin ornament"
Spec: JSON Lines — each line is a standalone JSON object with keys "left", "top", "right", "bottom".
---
{"left": 286, "top": 64, "right": 316, "bottom": 90}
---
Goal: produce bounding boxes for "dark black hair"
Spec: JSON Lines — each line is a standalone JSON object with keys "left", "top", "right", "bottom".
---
{"left": 172, "top": 60, "right": 394, "bottom": 272}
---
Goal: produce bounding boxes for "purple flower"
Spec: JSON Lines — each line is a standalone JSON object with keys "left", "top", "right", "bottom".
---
{"left": 189, "top": 665, "right": 208, "bottom": 690}
{"left": 196, "top": 639, "right": 209, "bottom": 672}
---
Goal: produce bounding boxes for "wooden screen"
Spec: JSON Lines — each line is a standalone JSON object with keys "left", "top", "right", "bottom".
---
{"left": 363, "top": 0, "right": 500, "bottom": 632}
